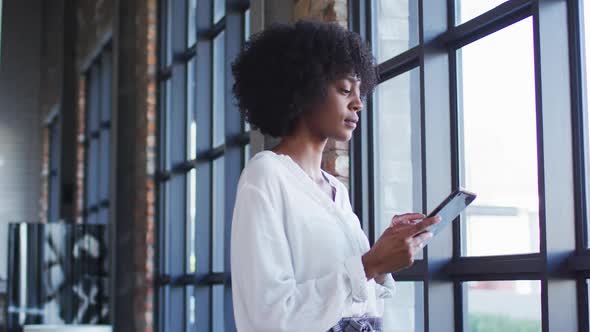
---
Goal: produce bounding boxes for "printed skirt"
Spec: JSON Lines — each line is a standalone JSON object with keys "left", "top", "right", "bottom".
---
{"left": 327, "top": 315, "right": 382, "bottom": 332}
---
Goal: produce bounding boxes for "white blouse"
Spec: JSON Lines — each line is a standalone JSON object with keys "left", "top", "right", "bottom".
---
{"left": 230, "top": 150, "right": 396, "bottom": 332}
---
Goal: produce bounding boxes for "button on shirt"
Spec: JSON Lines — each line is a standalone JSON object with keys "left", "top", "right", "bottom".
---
{"left": 231, "top": 151, "right": 396, "bottom": 332}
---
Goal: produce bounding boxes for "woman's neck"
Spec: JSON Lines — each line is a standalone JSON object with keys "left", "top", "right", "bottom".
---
{"left": 271, "top": 134, "right": 327, "bottom": 183}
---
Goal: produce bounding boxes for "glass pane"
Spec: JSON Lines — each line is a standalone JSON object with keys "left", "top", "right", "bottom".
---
{"left": 101, "top": 53, "right": 112, "bottom": 122}
{"left": 244, "top": 144, "right": 251, "bottom": 163}
{"left": 212, "top": 156, "right": 225, "bottom": 272}
{"left": 374, "top": 68, "right": 422, "bottom": 259}
{"left": 212, "top": 285, "right": 225, "bottom": 332}
{"left": 187, "top": 0, "right": 197, "bottom": 46}
{"left": 458, "top": 18, "right": 539, "bottom": 256}
{"left": 187, "top": 118, "right": 197, "bottom": 275}
{"left": 464, "top": 280, "right": 541, "bottom": 331}
{"left": 187, "top": 58, "right": 197, "bottom": 159}
{"left": 213, "top": 31, "right": 225, "bottom": 147}
{"left": 382, "top": 281, "right": 423, "bottom": 332}
{"left": 581, "top": 0, "right": 590, "bottom": 248}
{"left": 49, "top": 175, "right": 59, "bottom": 223}
{"left": 188, "top": 167, "right": 197, "bottom": 273}
{"left": 161, "top": 80, "right": 172, "bottom": 171}
{"left": 164, "top": 0, "right": 173, "bottom": 67}
{"left": 374, "top": 0, "right": 419, "bottom": 63}
{"left": 245, "top": 8, "right": 251, "bottom": 40}
{"left": 456, "top": 0, "right": 510, "bottom": 25}
{"left": 99, "top": 130, "right": 109, "bottom": 201}
{"left": 89, "top": 67, "right": 101, "bottom": 133}
{"left": 49, "top": 122, "right": 60, "bottom": 170}
{"left": 214, "top": 0, "right": 225, "bottom": 24}
{"left": 87, "top": 140, "right": 99, "bottom": 208}
{"left": 187, "top": 289, "right": 196, "bottom": 327}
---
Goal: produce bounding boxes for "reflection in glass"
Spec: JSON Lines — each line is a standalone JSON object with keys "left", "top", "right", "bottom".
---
{"left": 212, "top": 156, "right": 225, "bottom": 273}
{"left": 212, "top": 285, "right": 225, "bottom": 332}
{"left": 213, "top": 32, "right": 226, "bottom": 147}
{"left": 214, "top": 0, "right": 225, "bottom": 24}
{"left": 188, "top": 292, "right": 195, "bottom": 324}
{"left": 187, "top": 0, "right": 197, "bottom": 46}
{"left": 374, "top": 68, "right": 422, "bottom": 259}
{"left": 187, "top": 57, "right": 197, "bottom": 273}
{"left": 245, "top": 8, "right": 251, "bottom": 40}
{"left": 458, "top": 18, "right": 539, "bottom": 256}
{"left": 465, "top": 280, "right": 541, "bottom": 331}
{"left": 374, "top": 0, "right": 419, "bottom": 63}
{"left": 456, "top": 0, "right": 509, "bottom": 25}
{"left": 382, "top": 281, "right": 423, "bottom": 332}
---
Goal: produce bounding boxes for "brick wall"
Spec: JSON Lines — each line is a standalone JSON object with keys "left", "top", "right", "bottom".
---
{"left": 293, "top": 0, "right": 350, "bottom": 190}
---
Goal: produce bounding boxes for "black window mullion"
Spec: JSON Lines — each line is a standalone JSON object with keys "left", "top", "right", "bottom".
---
{"left": 533, "top": 0, "right": 578, "bottom": 330}
{"left": 349, "top": 0, "right": 373, "bottom": 244}
{"left": 569, "top": 0, "right": 590, "bottom": 327}
{"left": 421, "top": 0, "right": 456, "bottom": 330}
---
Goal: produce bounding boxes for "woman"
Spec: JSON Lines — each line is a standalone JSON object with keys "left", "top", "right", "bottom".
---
{"left": 230, "top": 20, "right": 440, "bottom": 332}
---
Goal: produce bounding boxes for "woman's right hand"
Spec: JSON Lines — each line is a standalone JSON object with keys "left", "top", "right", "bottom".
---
{"left": 361, "top": 213, "right": 441, "bottom": 280}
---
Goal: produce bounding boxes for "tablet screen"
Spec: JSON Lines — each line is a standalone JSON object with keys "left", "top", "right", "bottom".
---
{"left": 417, "top": 189, "right": 476, "bottom": 243}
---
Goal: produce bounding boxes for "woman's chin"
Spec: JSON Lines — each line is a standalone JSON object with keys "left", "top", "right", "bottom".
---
{"left": 333, "top": 131, "right": 354, "bottom": 142}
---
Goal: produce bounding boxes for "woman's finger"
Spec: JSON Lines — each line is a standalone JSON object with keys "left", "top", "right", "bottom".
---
{"left": 390, "top": 213, "right": 426, "bottom": 226}
{"left": 404, "top": 216, "right": 441, "bottom": 237}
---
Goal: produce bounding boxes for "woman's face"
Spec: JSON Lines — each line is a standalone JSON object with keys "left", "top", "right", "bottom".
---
{"left": 303, "top": 75, "right": 363, "bottom": 142}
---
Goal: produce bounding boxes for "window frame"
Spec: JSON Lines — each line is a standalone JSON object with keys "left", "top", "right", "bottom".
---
{"left": 156, "top": 1, "right": 250, "bottom": 331}
{"left": 350, "top": 0, "right": 590, "bottom": 330}
{"left": 82, "top": 46, "right": 113, "bottom": 225}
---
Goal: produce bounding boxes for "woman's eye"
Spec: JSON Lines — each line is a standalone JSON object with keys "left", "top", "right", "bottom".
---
{"left": 341, "top": 89, "right": 351, "bottom": 94}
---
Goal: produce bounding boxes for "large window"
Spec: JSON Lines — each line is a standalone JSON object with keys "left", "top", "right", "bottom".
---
{"left": 350, "top": 0, "right": 590, "bottom": 330}
{"left": 157, "top": 1, "right": 250, "bottom": 331}
{"left": 464, "top": 280, "right": 541, "bottom": 330}
{"left": 83, "top": 48, "right": 112, "bottom": 225}
{"left": 456, "top": 0, "right": 510, "bottom": 25}
{"left": 457, "top": 17, "right": 539, "bottom": 257}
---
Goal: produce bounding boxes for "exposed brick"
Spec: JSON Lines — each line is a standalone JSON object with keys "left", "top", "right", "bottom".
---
{"left": 76, "top": 77, "right": 86, "bottom": 224}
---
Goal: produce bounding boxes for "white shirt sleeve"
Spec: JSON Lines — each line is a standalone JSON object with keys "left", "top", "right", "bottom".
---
{"left": 374, "top": 273, "right": 396, "bottom": 298}
{"left": 231, "top": 182, "right": 370, "bottom": 332}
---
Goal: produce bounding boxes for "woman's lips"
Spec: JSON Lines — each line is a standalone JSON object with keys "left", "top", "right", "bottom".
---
{"left": 344, "top": 119, "right": 357, "bottom": 128}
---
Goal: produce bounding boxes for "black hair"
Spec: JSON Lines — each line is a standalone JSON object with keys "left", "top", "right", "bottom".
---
{"left": 232, "top": 20, "right": 377, "bottom": 137}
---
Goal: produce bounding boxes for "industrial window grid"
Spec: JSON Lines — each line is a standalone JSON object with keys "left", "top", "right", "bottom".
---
{"left": 155, "top": 1, "right": 250, "bottom": 331}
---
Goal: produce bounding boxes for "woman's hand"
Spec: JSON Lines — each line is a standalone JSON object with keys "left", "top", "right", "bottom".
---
{"left": 361, "top": 213, "right": 441, "bottom": 280}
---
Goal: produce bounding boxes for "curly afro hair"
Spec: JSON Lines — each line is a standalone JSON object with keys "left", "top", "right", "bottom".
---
{"left": 232, "top": 20, "right": 377, "bottom": 138}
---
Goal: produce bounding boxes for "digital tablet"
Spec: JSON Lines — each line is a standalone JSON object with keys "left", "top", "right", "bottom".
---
{"left": 415, "top": 188, "right": 477, "bottom": 244}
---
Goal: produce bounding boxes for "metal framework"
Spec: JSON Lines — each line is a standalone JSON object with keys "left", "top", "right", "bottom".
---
{"left": 156, "top": 1, "right": 250, "bottom": 331}
{"left": 349, "top": 0, "right": 590, "bottom": 331}
{"left": 82, "top": 46, "right": 113, "bottom": 224}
